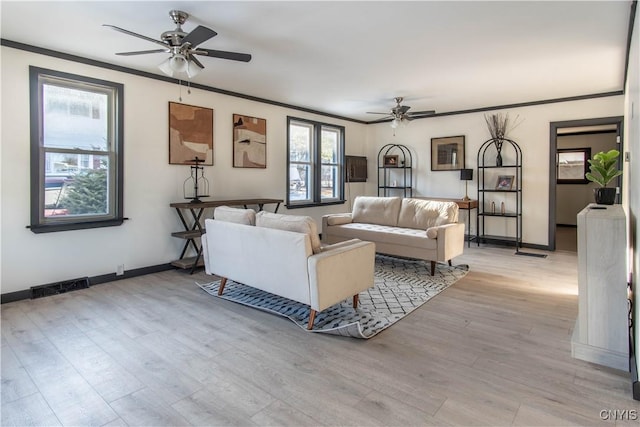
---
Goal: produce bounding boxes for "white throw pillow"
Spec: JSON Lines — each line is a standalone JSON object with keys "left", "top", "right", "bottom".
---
{"left": 256, "top": 211, "right": 322, "bottom": 254}
{"left": 214, "top": 206, "right": 256, "bottom": 225}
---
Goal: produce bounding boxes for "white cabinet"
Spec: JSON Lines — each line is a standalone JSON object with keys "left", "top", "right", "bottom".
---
{"left": 572, "top": 204, "right": 628, "bottom": 370}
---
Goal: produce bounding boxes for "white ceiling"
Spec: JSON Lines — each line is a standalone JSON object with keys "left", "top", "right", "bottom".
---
{"left": 0, "top": 1, "right": 632, "bottom": 122}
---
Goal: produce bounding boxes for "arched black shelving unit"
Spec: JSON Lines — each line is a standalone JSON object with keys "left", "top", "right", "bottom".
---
{"left": 476, "top": 138, "right": 522, "bottom": 252}
{"left": 377, "top": 144, "right": 413, "bottom": 197}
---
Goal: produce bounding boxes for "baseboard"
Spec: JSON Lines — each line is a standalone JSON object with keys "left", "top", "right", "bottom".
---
{"left": 1, "top": 263, "right": 175, "bottom": 304}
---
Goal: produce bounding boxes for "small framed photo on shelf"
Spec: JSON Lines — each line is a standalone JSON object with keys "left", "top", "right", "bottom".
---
{"left": 495, "top": 175, "right": 514, "bottom": 190}
{"left": 383, "top": 155, "right": 399, "bottom": 167}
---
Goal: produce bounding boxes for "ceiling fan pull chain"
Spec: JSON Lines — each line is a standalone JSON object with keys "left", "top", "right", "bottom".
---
{"left": 187, "top": 80, "right": 192, "bottom": 95}
{"left": 178, "top": 79, "right": 183, "bottom": 102}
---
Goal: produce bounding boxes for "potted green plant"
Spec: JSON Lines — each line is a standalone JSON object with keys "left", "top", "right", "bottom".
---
{"left": 585, "top": 149, "right": 622, "bottom": 205}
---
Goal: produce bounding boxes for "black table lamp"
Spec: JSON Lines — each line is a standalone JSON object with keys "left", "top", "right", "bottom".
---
{"left": 460, "top": 169, "right": 473, "bottom": 201}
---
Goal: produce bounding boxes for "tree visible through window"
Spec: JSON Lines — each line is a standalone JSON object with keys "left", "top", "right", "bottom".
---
{"left": 29, "top": 67, "right": 124, "bottom": 233}
{"left": 287, "top": 117, "right": 344, "bottom": 208}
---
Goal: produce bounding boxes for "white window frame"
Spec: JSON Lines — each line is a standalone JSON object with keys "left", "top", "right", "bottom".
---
{"left": 29, "top": 67, "right": 124, "bottom": 233}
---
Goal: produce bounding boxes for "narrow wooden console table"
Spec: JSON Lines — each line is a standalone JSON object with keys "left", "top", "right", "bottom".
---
{"left": 414, "top": 197, "right": 478, "bottom": 247}
{"left": 170, "top": 198, "right": 283, "bottom": 273}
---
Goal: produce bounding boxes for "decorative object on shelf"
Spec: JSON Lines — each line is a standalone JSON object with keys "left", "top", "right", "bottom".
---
{"left": 233, "top": 114, "right": 266, "bottom": 168}
{"left": 491, "top": 201, "right": 496, "bottom": 214}
{"left": 383, "top": 155, "right": 399, "bottom": 167}
{"left": 557, "top": 148, "right": 591, "bottom": 184}
{"left": 431, "top": 135, "right": 465, "bottom": 171}
{"left": 169, "top": 102, "right": 214, "bottom": 165}
{"left": 183, "top": 157, "right": 210, "bottom": 203}
{"left": 484, "top": 112, "right": 522, "bottom": 167}
{"left": 495, "top": 175, "right": 514, "bottom": 190}
{"left": 501, "top": 201, "right": 505, "bottom": 215}
{"left": 460, "top": 168, "right": 473, "bottom": 201}
{"left": 585, "top": 149, "right": 622, "bottom": 205}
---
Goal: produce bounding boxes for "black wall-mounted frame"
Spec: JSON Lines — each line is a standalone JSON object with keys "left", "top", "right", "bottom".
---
{"left": 345, "top": 155, "right": 367, "bottom": 182}
{"left": 557, "top": 147, "right": 591, "bottom": 184}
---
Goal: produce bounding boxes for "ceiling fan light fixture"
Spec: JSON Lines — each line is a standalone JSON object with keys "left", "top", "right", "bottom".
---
{"left": 186, "top": 59, "right": 203, "bottom": 78}
{"left": 169, "top": 53, "right": 188, "bottom": 73}
{"left": 158, "top": 56, "right": 175, "bottom": 76}
{"left": 390, "top": 118, "right": 399, "bottom": 129}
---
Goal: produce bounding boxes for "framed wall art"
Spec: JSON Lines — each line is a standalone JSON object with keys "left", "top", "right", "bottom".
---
{"left": 557, "top": 147, "right": 591, "bottom": 184}
{"left": 168, "top": 102, "right": 214, "bottom": 165}
{"left": 233, "top": 114, "right": 267, "bottom": 168}
{"left": 431, "top": 135, "right": 465, "bottom": 171}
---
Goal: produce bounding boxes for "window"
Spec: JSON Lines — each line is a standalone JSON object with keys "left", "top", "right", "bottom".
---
{"left": 287, "top": 117, "right": 345, "bottom": 208}
{"left": 29, "top": 67, "right": 124, "bottom": 233}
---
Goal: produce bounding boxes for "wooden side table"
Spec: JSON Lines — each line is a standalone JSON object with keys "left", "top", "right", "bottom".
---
{"left": 170, "top": 198, "right": 283, "bottom": 273}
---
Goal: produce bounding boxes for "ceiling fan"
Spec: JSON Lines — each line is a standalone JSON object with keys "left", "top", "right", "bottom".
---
{"left": 103, "top": 10, "right": 252, "bottom": 79}
{"left": 367, "top": 97, "right": 435, "bottom": 128}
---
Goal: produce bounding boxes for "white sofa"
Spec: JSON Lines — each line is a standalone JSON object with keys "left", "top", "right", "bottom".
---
{"left": 201, "top": 206, "right": 376, "bottom": 329}
{"left": 322, "top": 196, "right": 465, "bottom": 275}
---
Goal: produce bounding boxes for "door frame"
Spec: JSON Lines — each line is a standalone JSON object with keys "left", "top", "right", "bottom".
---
{"left": 548, "top": 116, "right": 624, "bottom": 251}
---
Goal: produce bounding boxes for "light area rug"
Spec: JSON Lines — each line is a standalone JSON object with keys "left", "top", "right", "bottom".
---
{"left": 197, "top": 255, "right": 469, "bottom": 339}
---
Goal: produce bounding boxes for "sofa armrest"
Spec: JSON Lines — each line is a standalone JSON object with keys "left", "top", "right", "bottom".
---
{"left": 320, "top": 238, "right": 365, "bottom": 252}
{"left": 307, "top": 240, "right": 375, "bottom": 311}
{"left": 321, "top": 213, "right": 353, "bottom": 243}
{"left": 433, "top": 222, "right": 465, "bottom": 262}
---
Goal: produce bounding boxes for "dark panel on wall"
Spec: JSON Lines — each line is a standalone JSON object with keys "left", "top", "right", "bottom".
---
{"left": 346, "top": 155, "right": 367, "bottom": 182}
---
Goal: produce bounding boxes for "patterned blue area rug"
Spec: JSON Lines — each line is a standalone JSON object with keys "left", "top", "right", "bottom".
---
{"left": 197, "top": 255, "right": 469, "bottom": 339}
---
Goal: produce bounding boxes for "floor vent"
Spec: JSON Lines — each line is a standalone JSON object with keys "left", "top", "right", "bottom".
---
{"left": 30, "top": 277, "right": 90, "bottom": 299}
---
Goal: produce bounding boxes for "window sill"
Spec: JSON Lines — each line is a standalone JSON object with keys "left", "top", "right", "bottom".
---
{"left": 28, "top": 218, "right": 126, "bottom": 234}
{"left": 285, "top": 200, "right": 346, "bottom": 209}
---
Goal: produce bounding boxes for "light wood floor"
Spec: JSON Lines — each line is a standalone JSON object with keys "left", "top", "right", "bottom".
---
{"left": 2, "top": 245, "right": 639, "bottom": 426}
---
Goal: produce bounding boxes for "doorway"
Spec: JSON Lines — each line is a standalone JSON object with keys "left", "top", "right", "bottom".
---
{"left": 548, "top": 117, "right": 623, "bottom": 251}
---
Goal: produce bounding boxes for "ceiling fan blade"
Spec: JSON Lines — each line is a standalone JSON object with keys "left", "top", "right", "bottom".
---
{"left": 196, "top": 48, "right": 252, "bottom": 62}
{"left": 366, "top": 112, "right": 391, "bottom": 115}
{"left": 116, "top": 49, "right": 168, "bottom": 56}
{"left": 409, "top": 110, "right": 436, "bottom": 117}
{"left": 398, "top": 105, "right": 411, "bottom": 114}
{"left": 181, "top": 25, "right": 217, "bottom": 47}
{"left": 189, "top": 55, "right": 205, "bottom": 70}
{"left": 103, "top": 24, "right": 168, "bottom": 49}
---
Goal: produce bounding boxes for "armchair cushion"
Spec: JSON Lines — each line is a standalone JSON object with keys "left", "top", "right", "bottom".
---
{"left": 256, "top": 211, "right": 322, "bottom": 254}
{"left": 214, "top": 206, "right": 256, "bottom": 225}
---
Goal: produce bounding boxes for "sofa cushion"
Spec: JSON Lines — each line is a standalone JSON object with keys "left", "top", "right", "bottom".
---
{"left": 397, "top": 199, "right": 459, "bottom": 229}
{"left": 214, "top": 206, "right": 256, "bottom": 225}
{"left": 352, "top": 196, "right": 401, "bottom": 226}
{"left": 256, "top": 211, "right": 322, "bottom": 254}
{"left": 326, "top": 222, "right": 438, "bottom": 250}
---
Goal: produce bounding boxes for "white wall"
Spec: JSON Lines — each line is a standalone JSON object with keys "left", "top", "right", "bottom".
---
{"left": 0, "top": 47, "right": 368, "bottom": 294}
{"left": 364, "top": 98, "right": 624, "bottom": 245}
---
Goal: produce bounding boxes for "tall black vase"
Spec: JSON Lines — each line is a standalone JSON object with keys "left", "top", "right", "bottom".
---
{"left": 496, "top": 152, "right": 503, "bottom": 167}
{"left": 594, "top": 187, "right": 616, "bottom": 205}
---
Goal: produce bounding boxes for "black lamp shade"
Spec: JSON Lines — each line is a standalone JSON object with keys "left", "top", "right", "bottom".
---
{"left": 460, "top": 168, "right": 473, "bottom": 181}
